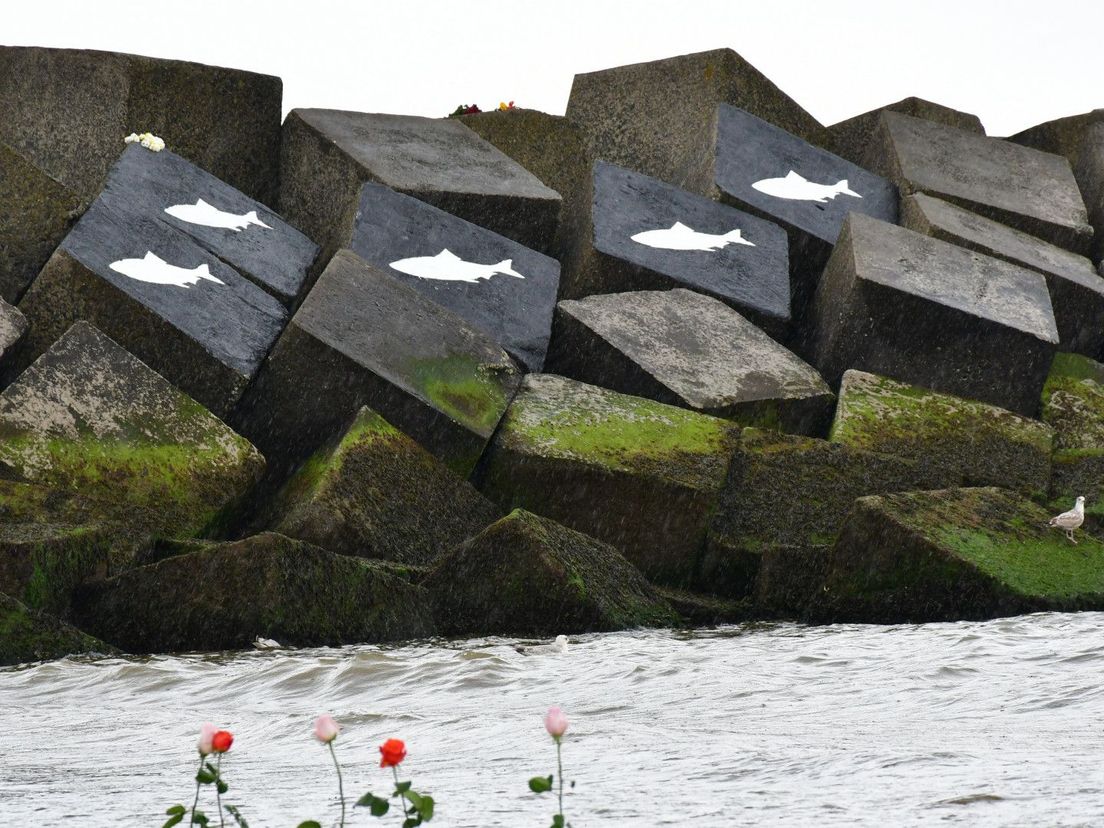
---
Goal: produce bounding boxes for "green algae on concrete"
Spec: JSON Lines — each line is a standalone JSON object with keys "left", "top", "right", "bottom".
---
{"left": 424, "top": 509, "right": 676, "bottom": 637}
{"left": 829, "top": 370, "right": 1054, "bottom": 497}
{"left": 268, "top": 407, "right": 501, "bottom": 565}
{"left": 0, "top": 322, "right": 265, "bottom": 539}
{"left": 73, "top": 532, "right": 435, "bottom": 653}
{"left": 814, "top": 487, "right": 1104, "bottom": 623}
{"left": 1041, "top": 352, "right": 1104, "bottom": 522}
{"left": 0, "top": 591, "right": 112, "bottom": 667}
{"left": 0, "top": 523, "right": 111, "bottom": 616}
{"left": 477, "top": 374, "right": 741, "bottom": 586}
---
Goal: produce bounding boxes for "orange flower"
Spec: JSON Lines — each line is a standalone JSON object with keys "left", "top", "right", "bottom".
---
{"left": 211, "top": 730, "right": 234, "bottom": 753}
{"left": 379, "top": 738, "right": 406, "bottom": 767}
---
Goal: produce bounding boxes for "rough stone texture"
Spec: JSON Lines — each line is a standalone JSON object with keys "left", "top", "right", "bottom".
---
{"left": 808, "top": 213, "right": 1059, "bottom": 417}
{"left": 826, "top": 97, "right": 984, "bottom": 165}
{"left": 0, "top": 322, "right": 265, "bottom": 538}
{"left": 0, "top": 46, "right": 282, "bottom": 205}
{"left": 1041, "top": 353, "right": 1104, "bottom": 523}
{"left": 0, "top": 141, "right": 85, "bottom": 303}
{"left": 98, "top": 144, "right": 318, "bottom": 305}
{"left": 565, "top": 48, "right": 824, "bottom": 194}
{"left": 266, "top": 407, "right": 502, "bottom": 566}
{"left": 234, "top": 250, "right": 521, "bottom": 479}
{"left": 1076, "top": 123, "right": 1104, "bottom": 264}
{"left": 476, "top": 373, "right": 741, "bottom": 586}
{"left": 279, "top": 109, "right": 561, "bottom": 263}
{"left": 0, "top": 523, "right": 112, "bottom": 616}
{"left": 863, "top": 111, "right": 1093, "bottom": 253}
{"left": 830, "top": 370, "right": 1054, "bottom": 498}
{"left": 73, "top": 532, "right": 435, "bottom": 653}
{"left": 901, "top": 193, "right": 1104, "bottom": 356}
{"left": 14, "top": 196, "right": 288, "bottom": 417}
{"left": 548, "top": 289, "right": 833, "bottom": 433}
{"left": 0, "top": 591, "right": 112, "bottom": 667}
{"left": 653, "top": 586, "right": 752, "bottom": 626}
{"left": 346, "top": 183, "right": 561, "bottom": 372}
{"left": 1008, "top": 109, "right": 1104, "bottom": 169}
{"left": 753, "top": 544, "right": 834, "bottom": 619}
{"left": 424, "top": 509, "right": 677, "bottom": 637}
{"left": 813, "top": 488, "right": 1104, "bottom": 623}
{"left": 0, "top": 298, "right": 27, "bottom": 367}
{"left": 702, "top": 428, "right": 933, "bottom": 600}
{"left": 568, "top": 161, "right": 792, "bottom": 337}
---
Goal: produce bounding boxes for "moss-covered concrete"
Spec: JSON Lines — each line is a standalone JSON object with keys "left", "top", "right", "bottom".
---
{"left": 424, "top": 509, "right": 676, "bottom": 637}
{"left": 73, "top": 532, "right": 435, "bottom": 653}
{"left": 267, "top": 407, "right": 501, "bottom": 565}
{"left": 477, "top": 374, "right": 740, "bottom": 586}
{"left": 0, "top": 591, "right": 112, "bottom": 667}
{"left": 813, "top": 487, "right": 1104, "bottom": 623}
{"left": 1041, "top": 352, "right": 1104, "bottom": 523}
{"left": 830, "top": 370, "right": 1054, "bottom": 497}
{"left": 653, "top": 586, "right": 754, "bottom": 627}
{"left": 0, "top": 523, "right": 111, "bottom": 616}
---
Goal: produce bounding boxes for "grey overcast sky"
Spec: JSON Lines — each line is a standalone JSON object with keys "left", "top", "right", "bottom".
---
{"left": 4, "top": 0, "right": 1103, "bottom": 137}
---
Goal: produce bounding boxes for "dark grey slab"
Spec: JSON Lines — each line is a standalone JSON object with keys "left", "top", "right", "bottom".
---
{"left": 808, "top": 213, "right": 1059, "bottom": 417}
{"left": 97, "top": 144, "right": 318, "bottom": 305}
{"left": 826, "top": 97, "right": 984, "bottom": 165}
{"left": 865, "top": 111, "right": 1093, "bottom": 254}
{"left": 348, "top": 183, "right": 560, "bottom": 372}
{"left": 14, "top": 198, "right": 287, "bottom": 416}
{"left": 901, "top": 193, "right": 1104, "bottom": 357}
{"left": 234, "top": 249, "right": 521, "bottom": 479}
{"left": 1008, "top": 109, "right": 1104, "bottom": 167}
{"left": 1076, "top": 123, "right": 1104, "bottom": 265}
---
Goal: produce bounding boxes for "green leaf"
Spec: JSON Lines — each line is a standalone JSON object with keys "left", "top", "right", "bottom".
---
{"left": 225, "top": 804, "right": 249, "bottom": 827}
{"left": 216, "top": 779, "right": 229, "bottom": 795}
{"left": 551, "top": 815, "right": 565, "bottom": 828}
{"left": 418, "top": 794, "right": 435, "bottom": 820}
{"left": 355, "top": 792, "right": 391, "bottom": 817}
{"left": 394, "top": 780, "right": 412, "bottom": 794}
{"left": 192, "top": 811, "right": 209, "bottom": 826}
{"left": 529, "top": 775, "right": 553, "bottom": 793}
{"left": 161, "top": 814, "right": 183, "bottom": 828}
{"left": 401, "top": 819, "right": 419, "bottom": 828}
{"left": 196, "top": 769, "right": 216, "bottom": 784}
{"left": 295, "top": 822, "right": 322, "bottom": 828}
{"left": 401, "top": 789, "right": 423, "bottom": 810}
{"left": 166, "top": 805, "right": 186, "bottom": 816}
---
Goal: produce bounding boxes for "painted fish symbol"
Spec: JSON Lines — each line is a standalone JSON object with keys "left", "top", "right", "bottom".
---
{"left": 109, "top": 251, "right": 226, "bottom": 288}
{"left": 630, "top": 221, "right": 756, "bottom": 251}
{"left": 389, "top": 249, "right": 525, "bottom": 284}
{"left": 163, "top": 199, "right": 272, "bottom": 231}
{"left": 751, "top": 171, "right": 863, "bottom": 203}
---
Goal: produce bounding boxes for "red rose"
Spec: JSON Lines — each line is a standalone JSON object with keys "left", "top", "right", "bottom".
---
{"left": 379, "top": 738, "right": 406, "bottom": 767}
{"left": 212, "top": 730, "right": 234, "bottom": 753}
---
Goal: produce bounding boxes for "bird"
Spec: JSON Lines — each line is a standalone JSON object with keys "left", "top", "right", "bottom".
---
{"left": 252, "top": 636, "right": 281, "bottom": 650}
{"left": 516, "top": 635, "right": 569, "bottom": 655}
{"left": 1048, "top": 496, "right": 1086, "bottom": 544}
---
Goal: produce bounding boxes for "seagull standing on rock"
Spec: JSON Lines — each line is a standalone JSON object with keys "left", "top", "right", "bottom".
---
{"left": 1048, "top": 496, "right": 1086, "bottom": 544}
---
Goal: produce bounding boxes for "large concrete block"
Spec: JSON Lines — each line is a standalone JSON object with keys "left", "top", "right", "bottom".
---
{"left": 0, "top": 46, "right": 281, "bottom": 205}
{"left": 0, "top": 142, "right": 85, "bottom": 303}
{"left": 901, "top": 193, "right": 1104, "bottom": 357}
{"left": 826, "top": 97, "right": 984, "bottom": 165}
{"left": 1074, "top": 123, "right": 1104, "bottom": 264}
{"left": 565, "top": 48, "right": 823, "bottom": 193}
{"left": 0, "top": 591, "right": 111, "bottom": 667}
{"left": 476, "top": 373, "right": 740, "bottom": 586}
{"left": 279, "top": 109, "right": 561, "bottom": 262}
{"left": 346, "top": 183, "right": 560, "bottom": 372}
{"left": 0, "top": 322, "right": 265, "bottom": 538}
{"left": 1041, "top": 353, "right": 1104, "bottom": 523}
{"left": 864, "top": 111, "right": 1093, "bottom": 253}
{"left": 235, "top": 250, "right": 521, "bottom": 478}
{"left": 1008, "top": 109, "right": 1104, "bottom": 168}
{"left": 0, "top": 523, "right": 112, "bottom": 616}
{"left": 548, "top": 288, "right": 832, "bottom": 433}
{"left": 567, "top": 161, "right": 791, "bottom": 335}
{"left": 808, "top": 213, "right": 1059, "bottom": 416}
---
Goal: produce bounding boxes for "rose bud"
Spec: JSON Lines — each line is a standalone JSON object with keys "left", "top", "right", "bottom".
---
{"left": 197, "top": 722, "right": 218, "bottom": 756}
{"left": 379, "top": 738, "right": 407, "bottom": 768}
{"left": 313, "top": 714, "right": 340, "bottom": 744}
{"left": 211, "top": 730, "right": 234, "bottom": 753}
{"left": 544, "top": 706, "right": 568, "bottom": 740}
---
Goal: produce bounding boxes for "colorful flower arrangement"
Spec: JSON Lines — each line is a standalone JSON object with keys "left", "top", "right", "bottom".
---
{"left": 447, "top": 101, "right": 517, "bottom": 117}
{"left": 162, "top": 706, "right": 571, "bottom": 827}
{"left": 124, "top": 131, "right": 166, "bottom": 152}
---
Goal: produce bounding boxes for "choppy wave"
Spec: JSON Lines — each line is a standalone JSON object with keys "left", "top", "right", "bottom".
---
{"left": 3, "top": 613, "right": 1104, "bottom": 826}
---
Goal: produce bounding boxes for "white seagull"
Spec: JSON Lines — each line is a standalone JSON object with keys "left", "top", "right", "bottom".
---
{"left": 252, "top": 636, "right": 282, "bottom": 650}
{"left": 1048, "top": 496, "right": 1086, "bottom": 544}
{"left": 517, "top": 634, "right": 569, "bottom": 655}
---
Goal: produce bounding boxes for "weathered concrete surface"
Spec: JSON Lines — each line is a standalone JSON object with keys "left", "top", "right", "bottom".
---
{"left": 830, "top": 370, "right": 1054, "bottom": 497}
{"left": 808, "top": 213, "right": 1059, "bottom": 417}
{"left": 864, "top": 111, "right": 1093, "bottom": 253}
{"left": 234, "top": 250, "right": 521, "bottom": 479}
{"left": 548, "top": 288, "right": 832, "bottom": 433}
{"left": 0, "top": 298, "right": 27, "bottom": 367}
{"left": 0, "top": 141, "right": 85, "bottom": 303}
{"left": 702, "top": 427, "right": 932, "bottom": 600}
{"left": 812, "top": 488, "right": 1104, "bottom": 623}
{"left": 347, "top": 183, "right": 561, "bottom": 372}
{"left": 73, "top": 532, "right": 435, "bottom": 652}
{"left": 0, "top": 46, "right": 282, "bottom": 205}
{"left": 565, "top": 49, "right": 824, "bottom": 194}
{"left": 424, "top": 509, "right": 677, "bottom": 637}
{"left": 1075, "top": 123, "right": 1104, "bottom": 264}
{"left": 901, "top": 193, "right": 1104, "bottom": 356}
{"left": 826, "top": 97, "right": 984, "bottom": 165}
{"left": 567, "top": 161, "right": 791, "bottom": 336}
{"left": 0, "top": 591, "right": 112, "bottom": 667}
{"left": 0, "top": 523, "right": 112, "bottom": 616}
{"left": 99, "top": 144, "right": 318, "bottom": 305}
{"left": 279, "top": 109, "right": 561, "bottom": 262}
{"left": 14, "top": 197, "right": 288, "bottom": 417}
{"left": 266, "top": 407, "right": 501, "bottom": 565}
{"left": 1008, "top": 109, "right": 1104, "bottom": 168}
{"left": 0, "top": 322, "right": 265, "bottom": 538}
{"left": 1041, "top": 353, "right": 1104, "bottom": 524}
{"left": 476, "top": 374, "right": 740, "bottom": 586}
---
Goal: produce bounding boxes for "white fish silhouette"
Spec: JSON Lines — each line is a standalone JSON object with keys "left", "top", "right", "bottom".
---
{"left": 630, "top": 221, "right": 756, "bottom": 251}
{"left": 389, "top": 249, "right": 525, "bottom": 284}
{"left": 751, "top": 171, "right": 863, "bottom": 203}
{"left": 164, "top": 199, "right": 272, "bottom": 232}
{"left": 109, "top": 251, "right": 226, "bottom": 289}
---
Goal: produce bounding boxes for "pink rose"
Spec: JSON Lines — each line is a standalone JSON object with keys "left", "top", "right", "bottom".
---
{"left": 313, "top": 714, "right": 340, "bottom": 744}
{"left": 544, "top": 706, "right": 568, "bottom": 740}
{"left": 197, "top": 722, "right": 217, "bottom": 756}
